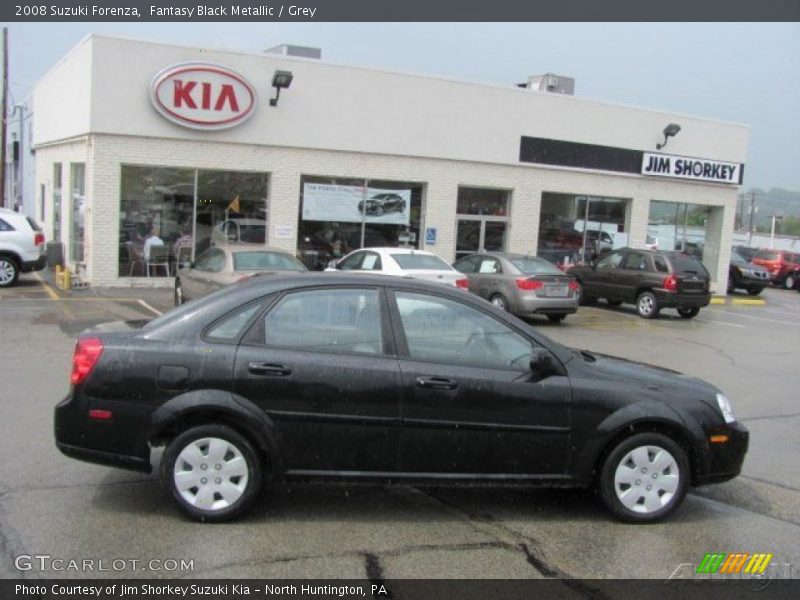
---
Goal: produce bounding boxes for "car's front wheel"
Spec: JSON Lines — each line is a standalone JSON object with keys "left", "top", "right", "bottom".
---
{"left": 161, "top": 425, "right": 263, "bottom": 522}
{"left": 599, "top": 432, "right": 689, "bottom": 523}
{"left": 677, "top": 307, "right": 700, "bottom": 319}
{"left": 0, "top": 256, "right": 19, "bottom": 288}
{"left": 636, "top": 291, "right": 659, "bottom": 319}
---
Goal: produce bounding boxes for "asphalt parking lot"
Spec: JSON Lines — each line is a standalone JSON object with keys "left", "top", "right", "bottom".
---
{"left": 0, "top": 273, "right": 798, "bottom": 582}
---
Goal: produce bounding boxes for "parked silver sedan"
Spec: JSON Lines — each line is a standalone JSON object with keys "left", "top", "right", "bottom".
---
{"left": 174, "top": 245, "right": 307, "bottom": 305}
{"left": 453, "top": 252, "right": 579, "bottom": 322}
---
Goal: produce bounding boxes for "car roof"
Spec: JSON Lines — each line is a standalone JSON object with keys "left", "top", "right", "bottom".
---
{"left": 351, "top": 247, "right": 438, "bottom": 257}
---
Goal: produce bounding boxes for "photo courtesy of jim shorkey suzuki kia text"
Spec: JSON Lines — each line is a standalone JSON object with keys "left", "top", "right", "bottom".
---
{"left": 14, "top": 583, "right": 386, "bottom": 597}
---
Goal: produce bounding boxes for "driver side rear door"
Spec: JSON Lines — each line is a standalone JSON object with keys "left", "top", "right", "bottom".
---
{"left": 389, "top": 289, "right": 572, "bottom": 477}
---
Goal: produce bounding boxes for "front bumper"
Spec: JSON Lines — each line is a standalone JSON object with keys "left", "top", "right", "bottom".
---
{"left": 694, "top": 421, "right": 749, "bottom": 485}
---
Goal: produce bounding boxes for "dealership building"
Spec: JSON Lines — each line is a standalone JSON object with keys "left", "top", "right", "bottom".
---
{"left": 32, "top": 34, "right": 748, "bottom": 290}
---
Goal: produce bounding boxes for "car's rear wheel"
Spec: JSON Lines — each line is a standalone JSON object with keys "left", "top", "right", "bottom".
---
{"left": 785, "top": 274, "right": 797, "bottom": 290}
{"left": 547, "top": 314, "right": 566, "bottom": 323}
{"left": 0, "top": 256, "right": 19, "bottom": 288}
{"left": 599, "top": 433, "right": 689, "bottom": 523}
{"left": 489, "top": 294, "right": 508, "bottom": 311}
{"left": 174, "top": 279, "right": 184, "bottom": 306}
{"left": 677, "top": 307, "right": 700, "bottom": 319}
{"left": 576, "top": 281, "right": 595, "bottom": 306}
{"left": 636, "top": 291, "right": 659, "bottom": 319}
{"left": 161, "top": 425, "right": 263, "bottom": 522}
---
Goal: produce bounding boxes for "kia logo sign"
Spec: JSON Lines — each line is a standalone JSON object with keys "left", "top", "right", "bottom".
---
{"left": 150, "top": 63, "right": 257, "bottom": 130}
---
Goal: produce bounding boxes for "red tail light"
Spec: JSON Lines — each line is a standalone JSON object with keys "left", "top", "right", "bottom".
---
{"left": 516, "top": 278, "right": 544, "bottom": 291}
{"left": 71, "top": 337, "right": 104, "bottom": 385}
{"left": 34, "top": 232, "right": 45, "bottom": 246}
{"left": 662, "top": 274, "right": 678, "bottom": 292}
{"left": 568, "top": 280, "right": 579, "bottom": 291}
{"left": 455, "top": 278, "right": 469, "bottom": 290}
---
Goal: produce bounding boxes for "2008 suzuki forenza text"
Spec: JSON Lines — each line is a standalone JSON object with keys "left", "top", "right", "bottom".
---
{"left": 55, "top": 274, "right": 748, "bottom": 523}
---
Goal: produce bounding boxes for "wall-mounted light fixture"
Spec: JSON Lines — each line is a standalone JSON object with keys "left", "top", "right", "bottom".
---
{"left": 270, "top": 70, "right": 294, "bottom": 106}
{"left": 656, "top": 123, "right": 681, "bottom": 150}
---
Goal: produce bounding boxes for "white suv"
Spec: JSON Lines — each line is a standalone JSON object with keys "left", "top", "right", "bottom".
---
{"left": 0, "top": 208, "right": 47, "bottom": 287}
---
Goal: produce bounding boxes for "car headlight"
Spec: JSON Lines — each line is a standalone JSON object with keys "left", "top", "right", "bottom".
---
{"left": 716, "top": 393, "right": 737, "bottom": 424}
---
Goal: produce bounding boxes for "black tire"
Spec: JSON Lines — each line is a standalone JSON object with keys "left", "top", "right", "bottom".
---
{"left": 598, "top": 432, "right": 690, "bottom": 523}
{"left": 677, "top": 307, "right": 700, "bottom": 319}
{"left": 785, "top": 273, "right": 797, "bottom": 290}
{"left": 489, "top": 294, "right": 508, "bottom": 312}
{"left": 606, "top": 299, "right": 622, "bottom": 308}
{"left": 374, "top": 206, "right": 384, "bottom": 216}
{"left": 747, "top": 288, "right": 763, "bottom": 296}
{"left": 636, "top": 291, "right": 659, "bottom": 319}
{"left": 161, "top": 424, "right": 263, "bottom": 522}
{"left": 0, "top": 256, "right": 20, "bottom": 288}
{"left": 547, "top": 314, "right": 566, "bottom": 323}
{"left": 576, "top": 281, "right": 596, "bottom": 306}
{"left": 174, "top": 279, "right": 183, "bottom": 306}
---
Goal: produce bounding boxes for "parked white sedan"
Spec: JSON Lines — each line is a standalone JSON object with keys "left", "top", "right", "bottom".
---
{"left": 326, "top": 247, "right": 468, "bottom": 288}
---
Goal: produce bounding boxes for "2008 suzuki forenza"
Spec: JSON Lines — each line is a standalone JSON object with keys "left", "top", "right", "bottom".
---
{"left": 55, "top": 274, "right": 748, "bottom": 522}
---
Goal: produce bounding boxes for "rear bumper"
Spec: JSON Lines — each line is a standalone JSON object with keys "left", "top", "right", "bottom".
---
{"left": 653, "top": 290, "right": 710, "bottom": 309}
{"left": 514, "top": 295, "right": 579, "bottom": 316}
{"left": 21, "top": 255, "right": 47, "bottom": 273}
{"left": 56, "top": 442, "right": 151, "bottom": 473}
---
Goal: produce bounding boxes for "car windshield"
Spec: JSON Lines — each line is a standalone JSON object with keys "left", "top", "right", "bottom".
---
{"left": 233, "top": 251, "right": 307, "bottom": 271}
{"left": 510, "top": 258, "right": 563, "bottom": 275}
{"left": 391, "top": 254, "right": 452, "bottom": 270}
{"left": 755, "top": 250, "right": 780, "bottom": 261}
{"left": 731, "top": 251, "right": 748, "bottom": 265}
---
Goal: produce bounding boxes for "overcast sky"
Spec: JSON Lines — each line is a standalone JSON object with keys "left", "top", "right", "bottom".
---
{"left": 4, "top": 22, "right": 799, "bottom": 192}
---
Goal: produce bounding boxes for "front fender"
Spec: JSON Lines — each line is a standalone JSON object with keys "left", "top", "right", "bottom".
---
{"left": 146, "top": 389, "right": 282, "bottom": 472}
{"left": 572, "top": 401, "right": 706, "bottom": 484}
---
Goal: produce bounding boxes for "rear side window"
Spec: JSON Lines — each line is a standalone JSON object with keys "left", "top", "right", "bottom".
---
{"left": 206, "top": 302, "right": 264, "bottom": 342}
{"left": 477, "top": 258, "right": 501, "bottom": 274}
{"left": 263, "top": 288, "right": 383, "bottom": 355}
{"left": 0, "top": 218, "right": 14, "bottom": 232}
{"left": 653, "top": 255, "right": 669, "bottom": 273}
{"left": 622, "top": 252, "right": 648, "bottom": 271}
{"left": 391, "top": 254, "right": 451, "bottom": 270}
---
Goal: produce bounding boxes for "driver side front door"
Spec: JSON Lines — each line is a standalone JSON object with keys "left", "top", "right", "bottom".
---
{"left": 390, "top": 290, "right": 572, "bottom": 477}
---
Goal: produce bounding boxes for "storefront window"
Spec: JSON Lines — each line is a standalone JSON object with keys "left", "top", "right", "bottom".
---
{"left": 118, "top": 166, "right": 268, "bottom": 277}
{"left": 647, "top": 200, "right": 721, "bottom": 279}
{"left": 53, "top": 163, "right": 62, "bottom": 242}
{"left": 537, "top": 192, "right": 630, "bottom": 267}
{"left": 70, "top": 163, "right": 86, "bottom": 263}
{"left": 297, "top": 175, "right": 423, "bottom": 270}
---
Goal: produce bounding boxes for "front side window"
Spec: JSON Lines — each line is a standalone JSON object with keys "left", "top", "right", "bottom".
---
{"left": 596, "top": 252, "right": 623, "bottom": 270}
{"left": 264, "top": 289, "right": 383, "bottom": 355}
{"left": 337, "top": 252, "right": 365, "bottom": 271}
{"left": 395, "top": 292, "right": 533, "bottom": 370}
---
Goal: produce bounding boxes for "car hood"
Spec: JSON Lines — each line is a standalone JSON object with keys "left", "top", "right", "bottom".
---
{"left": 574, "top": 349, "right": 720, "bottom": 401}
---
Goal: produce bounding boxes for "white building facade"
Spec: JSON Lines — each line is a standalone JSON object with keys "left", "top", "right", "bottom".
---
{"left": 32, "top": 35, "right": 748, "bottom": 291}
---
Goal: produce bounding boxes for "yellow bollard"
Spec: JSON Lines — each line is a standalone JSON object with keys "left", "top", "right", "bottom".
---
{"left": 63, "top": 269, "right": 71, "bottom": 290}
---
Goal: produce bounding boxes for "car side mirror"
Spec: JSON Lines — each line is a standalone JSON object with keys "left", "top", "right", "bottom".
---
{"left": 529, "top": 348, "right": 561, "bottom": 382}
{"left": 327, "top": 259, "right": 339, "bottom": 269}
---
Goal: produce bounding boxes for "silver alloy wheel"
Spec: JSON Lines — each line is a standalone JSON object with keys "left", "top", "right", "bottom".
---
{"left": 490, "top": 295, "right": 507, "bottom": 311}
{"left": 0, "top": 259, "right": 15, "bottom": 286}
{"left": 638, "top": 294, "right": 655, "bottom": 316}
{"left": 173, "top": 437, "right": 249, "bottom": 511}
{"left": 613, "top": 445, "right": 680, "bottom": 514}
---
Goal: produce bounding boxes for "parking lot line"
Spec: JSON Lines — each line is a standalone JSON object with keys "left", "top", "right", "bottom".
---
{"left": 32, "top": 272, "right": 61, "bottom": 301}
{"left": 137, "top": 299, "right": 163, "bottom": 316}
{"left": 695, "top": 318, "right": 746, "bottom": 328}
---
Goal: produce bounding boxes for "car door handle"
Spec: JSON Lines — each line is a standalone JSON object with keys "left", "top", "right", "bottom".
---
{"left": 248, "top": 363, "right": 292, "bottom": 376}
{"left": 416, "top": 376, "right": 458, "bottom": 390}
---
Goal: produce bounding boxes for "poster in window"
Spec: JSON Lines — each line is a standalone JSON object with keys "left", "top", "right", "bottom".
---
{"left": 302, "top": 183, "right": 411, "bottom": 225}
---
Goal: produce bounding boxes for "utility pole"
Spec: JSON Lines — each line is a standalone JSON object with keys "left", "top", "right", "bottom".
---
{"left": 1, "top": 27, "right": 8, "bottom": 209}
{"left": 747, "top": 191, "right": 756, "bottom": 247}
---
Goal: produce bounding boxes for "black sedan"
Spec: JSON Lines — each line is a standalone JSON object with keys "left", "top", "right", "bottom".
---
{"left": 55, "top": 274, "right": 747, "bottom": 523}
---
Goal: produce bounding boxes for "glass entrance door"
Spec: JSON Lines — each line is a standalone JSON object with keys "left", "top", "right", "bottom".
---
{"left": 456, "top": 219, "right": 507, "bottom": 260}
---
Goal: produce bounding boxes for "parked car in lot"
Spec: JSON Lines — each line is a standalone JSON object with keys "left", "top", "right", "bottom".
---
{"left": 357, "top": 193, "right": 407, "bottom": 216}
{"left": 326, "top": 247, "right": 468, "bottom": 288}
{"left": 174, "top": 245, "right": 307, "bottom": 305}
{"left": 54, "top": 273, "right": 748, "bottom": 523}
{"left": 569, "top": 248, "right": 711, "bottom": 319}
{"left": 751, "top": 249, "right": 800, "bottom": 289}
{"left": 453, "top": 252, "right": 578, "bottom": 322}
{"left": 728, "top": 250, "right": 769, "bottom": 295}
{"left": 0, "top": 208, "right": 46, "bottom": 287}
{"left": 732, "top": 245, "right": 758, "bottom": 263}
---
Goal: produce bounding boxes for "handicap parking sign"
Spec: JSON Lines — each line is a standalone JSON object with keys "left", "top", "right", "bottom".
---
{"left": 425, "top": 227, "right": 437, "bottom": 245}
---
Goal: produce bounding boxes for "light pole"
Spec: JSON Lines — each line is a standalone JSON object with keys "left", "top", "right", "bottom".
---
{"left": 769, "top": 215, "right": 783, "bottom": 249}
